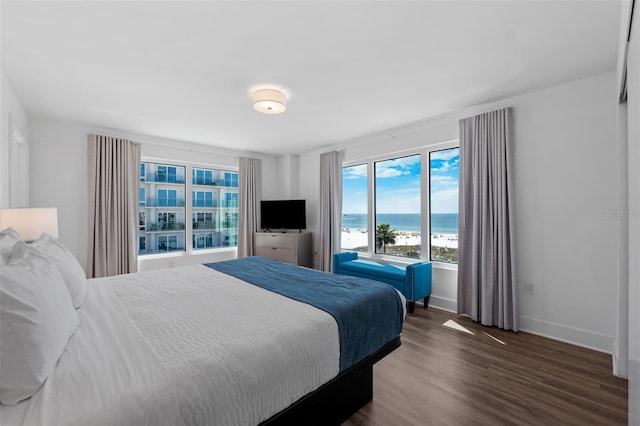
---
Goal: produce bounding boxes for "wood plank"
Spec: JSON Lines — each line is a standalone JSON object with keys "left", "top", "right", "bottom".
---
{"left": 345, "top": 308, "right": 628, "bottom": 425}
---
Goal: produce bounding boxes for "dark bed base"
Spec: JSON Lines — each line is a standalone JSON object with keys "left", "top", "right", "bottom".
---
{"left": 261, "top": 336, "right": 401, "bottom": 426}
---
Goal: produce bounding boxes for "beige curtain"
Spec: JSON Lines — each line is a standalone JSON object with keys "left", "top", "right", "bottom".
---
{"left": 87, "top": 134, "right": 141, "bottom": 278}
{"left": 317, "top": 150, "right": 343, "bottom": 272}
{"left": 237, "top": 157, "right": 262, "bottom": 257}
{"left": 457, "top": 107, "right": 517, "bottom": 331}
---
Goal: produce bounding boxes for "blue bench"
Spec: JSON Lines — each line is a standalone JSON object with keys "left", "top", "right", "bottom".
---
{"left": 333, "top": 252, "right": 432, "bottom": 314}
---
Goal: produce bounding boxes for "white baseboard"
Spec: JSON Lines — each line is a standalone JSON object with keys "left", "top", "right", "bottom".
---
{"left": 519, "top": 315, "right": 615, "bottom": 355}
{"left": 426, "top": 295, "right": 457, "bottom": 313}
{"left": 630, "top": 359, "right": 639, "bottom": 425}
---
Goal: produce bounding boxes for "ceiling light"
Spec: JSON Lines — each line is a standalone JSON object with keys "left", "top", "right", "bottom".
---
{"left": 252, "top": 88, "right": 287, "bottom": 114}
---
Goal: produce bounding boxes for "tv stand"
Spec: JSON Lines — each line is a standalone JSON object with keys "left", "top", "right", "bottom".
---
{"left": 254, "top": 232, "right": 312, "bottom": 268}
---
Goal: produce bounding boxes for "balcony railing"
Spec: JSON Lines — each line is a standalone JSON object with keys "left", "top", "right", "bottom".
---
{"left": 146, "top": 223, "right": 186, "bottom": 232}
{"left": 193, "top": 221, "right": 216, "bottom": 230}
{"left": 146, "top": 173, "right": 186, "bottom": 184}
{"left": 192, "top": 178, "right": 239, "bottom": 188}
{"left": 143, "top": 198, "right": 186, "bottom": 208}
{"left": 191, "top": 200, "right": 239, "bottom": 208}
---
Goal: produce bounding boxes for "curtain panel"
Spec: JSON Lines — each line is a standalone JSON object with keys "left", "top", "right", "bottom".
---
{"left": 237, "top": 157, "right": 262, "bottom": 257}
{"left": 87, "top": 134, "right": 141, "bottom": 278}
{"left": 318, "top": 150, "right": 343, "bottom": 272}
{"left": 457, "top": 107, "right": 518, "bottom": 331}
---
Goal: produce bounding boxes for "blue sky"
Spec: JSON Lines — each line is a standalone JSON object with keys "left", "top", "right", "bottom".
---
{"left": 342, "top": 147, "right": 459, "bottom": 214}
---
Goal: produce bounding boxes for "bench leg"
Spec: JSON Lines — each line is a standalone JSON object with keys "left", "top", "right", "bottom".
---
{"left": 407, "top": 301, "right": 415, "bottom": 315}
{"left": 423, "top": 296, "right": 430, "bottom": 310}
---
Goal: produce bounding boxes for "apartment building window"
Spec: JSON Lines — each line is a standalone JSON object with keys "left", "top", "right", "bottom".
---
{"left": 158, "top": 235, "right": 178, "bottom": 252}
{"left": 193, "top": 191, "right": 214, "bottom": 207}
{"left": 139, "top": 161, "right": 238, "bottom": 256}
{"left": 341, "top": 145, "right": 459, "bottom": 264}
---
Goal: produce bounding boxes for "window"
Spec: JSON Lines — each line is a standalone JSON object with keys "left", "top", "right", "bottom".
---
{"left": 341, "top": 164, "right": 368, "bottom": 253}
{"left": 374, "top": 154, "right": 421, "bottom": 259}
{"left": 193, "top": 212, "right": 214, "bottom": 230}
{"left": 341, "top": 145, "right": 459, "bottom": 264}
{"left": 139, "top": 162, "right": 238, "bottom": 255}
{"left": 139, "top": 188, "right": 146, "bottom": 207}
{"left": 191, "top": 167, "right": 239, "bottom": 251}
{"left": 192, "top": 191, "right": 214, "bottom": 207}
{"left": 139, "top": 162, "right": 186, "bottom": 255}
{"left": 192, "top": 233, "right": 214, "bottom": 249}
{"left": 157, "top": 235, "right": 178, "bottom": 252}
{"left": 429, "top": 147, "right": 460, "bottom": 263}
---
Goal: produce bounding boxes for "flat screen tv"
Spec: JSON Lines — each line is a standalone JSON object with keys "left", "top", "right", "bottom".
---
{"left": 261, "top": 199, "right": 306, "bottom": 231}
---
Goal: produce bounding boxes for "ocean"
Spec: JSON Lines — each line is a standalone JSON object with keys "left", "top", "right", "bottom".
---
{"left": 342, "top": 213, "right": 458, "bottom": 234}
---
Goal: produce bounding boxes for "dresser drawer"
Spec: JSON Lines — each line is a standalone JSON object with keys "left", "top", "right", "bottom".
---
{"left": 255, "top": 246, "right": 296, "bottom": 263}
{"left": 254, "top": 233, "right": 297, "bottom": 250}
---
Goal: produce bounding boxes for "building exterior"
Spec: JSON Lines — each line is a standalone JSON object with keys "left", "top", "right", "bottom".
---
{"left": 139, "top": 162, "right": 238, "bottom": 255}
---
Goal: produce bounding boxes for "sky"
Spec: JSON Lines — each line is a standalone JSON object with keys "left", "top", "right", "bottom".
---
{"left": 342, "top": 147, "right": 459, "bottom": 214}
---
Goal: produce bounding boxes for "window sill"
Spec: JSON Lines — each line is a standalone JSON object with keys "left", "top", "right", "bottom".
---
{"left": 345, "top": 252, "right": 458, "bottom": 271}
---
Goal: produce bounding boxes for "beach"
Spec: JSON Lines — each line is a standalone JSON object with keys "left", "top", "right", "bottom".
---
{"left": 341, "top": 229, "right": 458, "bottom": 250}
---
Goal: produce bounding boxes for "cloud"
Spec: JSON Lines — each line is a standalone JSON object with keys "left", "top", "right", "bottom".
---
{"left": 375, "top": 154, "right": 420, "bottom": 179}
{"left": 430, "top": 175, "right": 456, "bottom": 187}
{"left": 431, "top": 148, "right": 459, "bottom": 161}
{"left": 343, "top": 164, "right": 368, "bottom": 179}
{"left": 375, "top": 167, "right": 409, "bottom": 178}
{"left": 430, "top": 188, "right": 459, "bottom": 214}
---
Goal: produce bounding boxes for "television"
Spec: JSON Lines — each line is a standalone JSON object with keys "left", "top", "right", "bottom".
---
{"left": 261, "top": 199, "right": 306, "bottom": 231}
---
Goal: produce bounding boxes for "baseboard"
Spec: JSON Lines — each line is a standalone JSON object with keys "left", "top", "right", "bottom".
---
{"left": 519, "top": 315, "right": 615, "bottom": 355}
{"left": 425, "top": 295, "right": 457, "bottom": 313}
{"left": 630, "top": 359, "right": 639, "bottom": 425}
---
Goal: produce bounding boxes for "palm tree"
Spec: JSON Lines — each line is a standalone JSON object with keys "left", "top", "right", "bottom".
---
{"left": 376, "top": 223, "right": 397, "bottom": 254}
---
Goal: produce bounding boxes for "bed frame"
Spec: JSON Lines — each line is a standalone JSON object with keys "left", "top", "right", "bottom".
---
{"left": 261, "top": 336, "right": 401, "bottom": 426}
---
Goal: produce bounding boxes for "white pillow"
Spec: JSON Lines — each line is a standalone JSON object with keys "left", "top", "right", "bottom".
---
{"left": 0, "top": 241, "right": 80, "bottom": 405}
{"left": 32, "top": 233, "right": 87, "bottom": 308}
{"left": 0, "top": 227, "right": 22, "bottom": 266}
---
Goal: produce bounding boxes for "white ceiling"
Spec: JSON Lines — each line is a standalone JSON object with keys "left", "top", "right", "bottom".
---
{"left": 1, "top": 1, "right": 622, "bottom": 156}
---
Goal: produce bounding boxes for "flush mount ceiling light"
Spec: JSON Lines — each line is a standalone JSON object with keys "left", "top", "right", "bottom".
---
{"left": 252, "top": 88, "right": 287, "bottom": 114}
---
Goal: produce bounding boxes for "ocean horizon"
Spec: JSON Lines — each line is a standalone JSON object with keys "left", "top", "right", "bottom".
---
{"left": 342, "top": 213, "right": 458, "bottom": 234}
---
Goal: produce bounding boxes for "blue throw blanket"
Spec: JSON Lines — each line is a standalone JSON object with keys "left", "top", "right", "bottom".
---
{"left": 205, "top": 257, "right": 403, "bottom": 372}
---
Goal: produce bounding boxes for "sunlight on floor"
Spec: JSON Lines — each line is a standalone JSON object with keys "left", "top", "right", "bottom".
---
{"left": 443, "top": 319, "right": 474, "bottom": 335}
{"left": 482, "top": 331, "right": 507, "bottom": 345}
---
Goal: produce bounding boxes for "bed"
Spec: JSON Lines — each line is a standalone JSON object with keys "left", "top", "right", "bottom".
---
{"left": 1, "top": 243, "right": 404, "bottom": 426}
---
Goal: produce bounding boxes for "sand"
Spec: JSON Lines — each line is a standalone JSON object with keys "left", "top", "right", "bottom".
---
{"left": 341, "top": 229, "right": 458, "bottom": 250}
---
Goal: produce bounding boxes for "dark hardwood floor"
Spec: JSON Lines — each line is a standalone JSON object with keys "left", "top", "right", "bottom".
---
{"left": 345, "top": 307, "right": 628, "bottom": 425}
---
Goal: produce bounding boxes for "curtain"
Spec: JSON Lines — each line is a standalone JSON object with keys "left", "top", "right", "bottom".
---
{"left": 457, "top": 107, "right": 518, "bottom": 331}
{"left": 237, "top": 157, "right": 262, "bottom": 257}
{"left": 318, "top": 150, "right": 343, "bottom": 272}
{"left": 87, "top": 134, "right": 141, "bottom": 278}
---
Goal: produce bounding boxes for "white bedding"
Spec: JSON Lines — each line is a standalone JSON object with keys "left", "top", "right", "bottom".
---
{"left": 1, "top": 265, "right": 340, "bottom": 426}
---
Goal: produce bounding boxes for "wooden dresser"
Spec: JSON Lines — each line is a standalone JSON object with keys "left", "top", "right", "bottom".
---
{"left": 254, "top": 232, "right": 313, "bottom": 267}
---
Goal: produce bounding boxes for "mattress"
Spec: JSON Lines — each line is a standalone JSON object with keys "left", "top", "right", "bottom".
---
{"left": 1, "top": 265, "right": 340, "bottom": 426}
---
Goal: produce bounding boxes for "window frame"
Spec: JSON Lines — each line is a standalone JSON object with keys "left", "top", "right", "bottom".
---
{"left": 342, "top": 140, "right": 459, "bottom": 269}
{"left": 139, "top": 157, "right": 239, "bottom": 258}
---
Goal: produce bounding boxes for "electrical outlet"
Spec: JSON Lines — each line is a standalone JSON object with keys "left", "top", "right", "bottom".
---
{"left": 524, "top": 281, "right": 535, "bottom": 295}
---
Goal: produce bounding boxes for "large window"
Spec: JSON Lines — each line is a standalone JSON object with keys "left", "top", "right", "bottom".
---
{"left": 341, "top": 146, "right": 459, "bottom": 264}
{"left": 139, "top": 162, "right": 239, "bottom": 255}
{"left": 139, "top": 162, "right": 186, "bottom": 255}
{"left": 429, "top": 147, "right": 460, "bottom": 263}
{"left": 191, "top": 167, "right": 239, "bottom": 251}
{"left": 375, "top": 154, "right": 421, "bottom": 258}
{"left": 341, "top": 164, "right": 368, "bottom": 253}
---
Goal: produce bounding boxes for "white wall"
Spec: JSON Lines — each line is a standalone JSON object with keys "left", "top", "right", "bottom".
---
{"left": 276, "top": 154, "right": 300, "bottom": 199}
{"left": 299, "top": 71, "right": 622, "bottom": 355}
{"left": 625, "top": 0, "right": 639, "bottom": 420}
{"left": 0, "top": 71, "right": 29, "bottom": 209}
{"left": 28, "top": 118, "right": 279, "bottom": 273}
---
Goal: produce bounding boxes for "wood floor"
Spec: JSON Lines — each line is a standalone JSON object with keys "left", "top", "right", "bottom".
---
{"left": 344, "top": 307, "right": 628, "bottom": 426}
